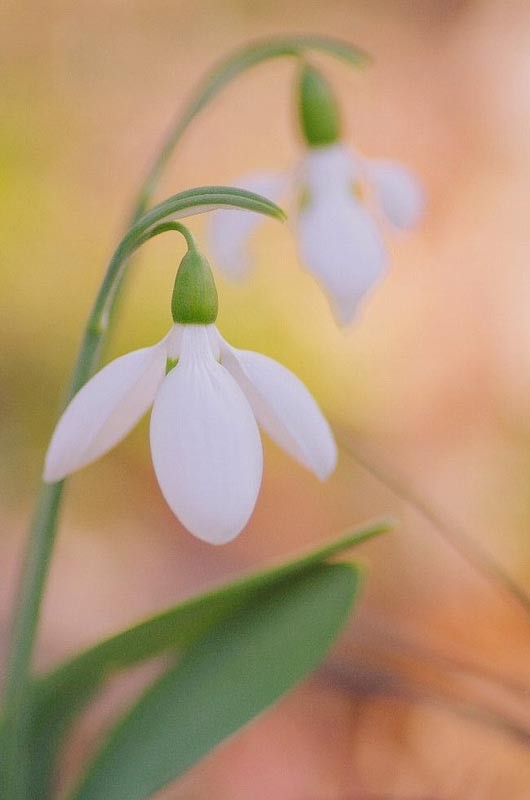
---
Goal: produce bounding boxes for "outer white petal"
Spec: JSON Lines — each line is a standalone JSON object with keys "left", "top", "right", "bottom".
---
{"left": 150, "top": 326, "right": 263, "bottom": 544}
{"left": 369, "top": 159, "right": 424, "bottom": 229}
{"left": 219, "top": 343, "right": 337, "bottom": 480}
{"left": 44, "top": 343, "right": 167, "bottom": 482}
{"left": 207, "top": 172, "right": 287, "bottom": 280}
{"left": 296, "top": 190, "right": 387, "bottom": 325}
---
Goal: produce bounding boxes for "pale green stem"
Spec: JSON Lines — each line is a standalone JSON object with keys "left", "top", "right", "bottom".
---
{"left": 1, "top": 35, "right": 368, "bottom": 798}
{"left": 0, "top": 222, "right": 193, "bottom": 798}
{"left": 129, "top": 35, "right": 369, "bottom": 221}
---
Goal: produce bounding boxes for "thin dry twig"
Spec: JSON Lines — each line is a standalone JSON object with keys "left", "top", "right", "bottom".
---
{"left": 337, "top": 430, "right": 530, "bottom": 619}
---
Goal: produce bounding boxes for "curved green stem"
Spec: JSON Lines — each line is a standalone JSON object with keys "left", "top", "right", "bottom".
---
{"left": 1, "top": 191, "right": 282, "bottom": 799}
{"left": 2, "top": 34, "right": 368, "bottom": 798}
{"left": 130, "top": 34, "right": 370, "bottom": 219}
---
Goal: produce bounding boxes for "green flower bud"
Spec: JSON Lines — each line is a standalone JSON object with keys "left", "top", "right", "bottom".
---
{"left": 298, "top": 63, "right": 341, "bottom": 148}
{"left": 171, "top": 242, "right": 218, "bottom": 324}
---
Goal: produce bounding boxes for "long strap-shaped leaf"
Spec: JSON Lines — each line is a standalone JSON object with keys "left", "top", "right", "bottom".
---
{"left": 38, "top": 523, "right": 386, "bottom": 699}
{"left": 29, "top": 521, "right": 388, "bottom": 797}
{"left": 68, "top": 563, "right": 360, "bottom": 800}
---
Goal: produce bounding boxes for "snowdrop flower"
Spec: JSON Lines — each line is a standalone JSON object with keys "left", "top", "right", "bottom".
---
{"left": 208, "top": 64, "right": 424, "bottom": 325}
{"left": 44, "top": 238, "right": 336, "bottom": 544}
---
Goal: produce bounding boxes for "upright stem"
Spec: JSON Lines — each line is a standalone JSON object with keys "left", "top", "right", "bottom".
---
{"left": 1, "top": 34, "right": 367, "bottom": 798}
{"left": 3, "top": 487, "right": 63, "bottom": 696}
{"left": 1, "top": 220, "right": 229, "bottom": 797}
{"left": 1, "top": 233, "right": 130, "bottom": 797}
{"left": 1, "top": 483, "right": 65, "bottom": 799}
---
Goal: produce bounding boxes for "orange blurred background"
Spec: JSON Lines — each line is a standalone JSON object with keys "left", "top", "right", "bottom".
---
{"left": 1, "top": 1, "right": 529, "bottom": 797}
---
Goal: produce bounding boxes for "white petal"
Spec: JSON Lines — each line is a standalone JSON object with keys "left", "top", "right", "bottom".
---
{"left": 296, "top": 191, "right": 387, "bottom": 325}
{"left": 207, "top": 172, "right": 287, "bottom": 280}
{"left": 44, "top": 344, "right": 167, "bottom": 482}
{"left": 300, "top": 143, "right": 357, "bottom": 194}
{"left": 219, "top": 343, "right": 337, "bottom": 480}
{"left": 165, "top": 323, "right": 184, "bottom": 360}
{"left": 150, "top": 326, "right": 263, "bottom": 544}
{"left": 370, "top": 159, "right": 424, "bottom": 229}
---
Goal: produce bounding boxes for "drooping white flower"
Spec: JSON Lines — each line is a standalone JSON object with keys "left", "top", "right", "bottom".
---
{"left": 44, "top": 323, "right": 337, "bottom": 544}
{"left": 207, "top": 64, "right": 424, "bottom": 325}
{"left": 207, "top": 143, "right": 423, "bottom": 325}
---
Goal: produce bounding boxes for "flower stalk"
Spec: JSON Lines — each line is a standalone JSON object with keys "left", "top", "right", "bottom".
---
{"left": 1, "top": 36, "right": 368, "bottom": 798}
{"left": 1, "top": 198, "right": 282, "bottom": 798}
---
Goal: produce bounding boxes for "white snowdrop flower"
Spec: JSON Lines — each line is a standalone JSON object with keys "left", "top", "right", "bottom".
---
{"left": 207, "top": 64, "right": 424, "bottom": 325}
{"left": 44, "top": 240, "right": 336, "bottom": 544}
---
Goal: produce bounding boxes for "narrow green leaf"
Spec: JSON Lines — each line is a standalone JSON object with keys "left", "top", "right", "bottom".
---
{"left": 28, "top": 521, "right": 389, "bottom": 797}
{"left": 69, "top": 563, "right": 360, "bottom": 800}
{"left": 38, "top": 521, "right": 388, "bottom": 699}
{"left": 113, "top": 184, "right": 286, "bottom": 257}
{"left": 101, "top": 186, "right": 285, "bottom": 306}
{"left": 26, "top": 683, "right": 97, "bottom": 800}
{"left": 130, "top": 185, "right": 286, "bottom": 241}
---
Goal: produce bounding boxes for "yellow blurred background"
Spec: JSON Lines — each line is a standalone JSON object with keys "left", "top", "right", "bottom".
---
{"left": 1, "top": 0, "right": 529, "bottom": 797}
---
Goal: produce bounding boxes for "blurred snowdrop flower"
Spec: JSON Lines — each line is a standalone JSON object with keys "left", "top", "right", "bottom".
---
{"left": 44, "top": 241, "right": 336, "bottom": 544}
{"left": 208, "top": 64, "right": 423, "bottom": 325}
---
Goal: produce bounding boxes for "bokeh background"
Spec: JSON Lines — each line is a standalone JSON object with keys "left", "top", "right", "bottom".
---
{"left": 2, "top": 0, "right": 530, "bottom": 797}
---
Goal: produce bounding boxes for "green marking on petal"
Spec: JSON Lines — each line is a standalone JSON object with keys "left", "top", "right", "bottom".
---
{"left": 165, "top": 358, "right": 178, "bottom": 374}
{"left": 298, "top": 185, "right": 312, "bottom": 211}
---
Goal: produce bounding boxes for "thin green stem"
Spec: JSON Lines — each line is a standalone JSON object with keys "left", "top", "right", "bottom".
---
{"left": 1, "top": 34, "right": 367, "bottom": 797}
{"left": 1, "top": 191, "right": 281, "bottom": 798}
{"left": 1, "top": 483, "right": 65, "bottom": 799}
{"left": 0, "top": 225, "right": 188, "bottom": 798}
{"left": 129, "top": 34, "right": 369, "bottom": 220}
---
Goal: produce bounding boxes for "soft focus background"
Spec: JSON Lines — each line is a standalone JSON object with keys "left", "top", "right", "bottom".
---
{"left": 2, "top": 1, "right": 530, "bottom": 797}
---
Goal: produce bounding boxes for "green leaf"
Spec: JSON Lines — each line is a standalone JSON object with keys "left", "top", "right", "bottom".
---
{"left": 38, "top": 522, "right": 387, "bottom": 699}
{"left": 69, "top": 563, "right": 361, "bottom": 800}
{"left": 29, "top": 521, "right": 389, "bottom": 797}
{"left": 132, "top": 185, "right": 286, "bottom": 236}
{"left": 116, "top": 185, "right": 286, "bottom": 275}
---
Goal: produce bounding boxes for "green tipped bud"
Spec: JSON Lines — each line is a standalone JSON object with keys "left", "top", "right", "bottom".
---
{"left": 171, "top": 243, "right": 218, "bottom": 324}
{"left": 298, "top": 63, "right": 341, "bottom": 148}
